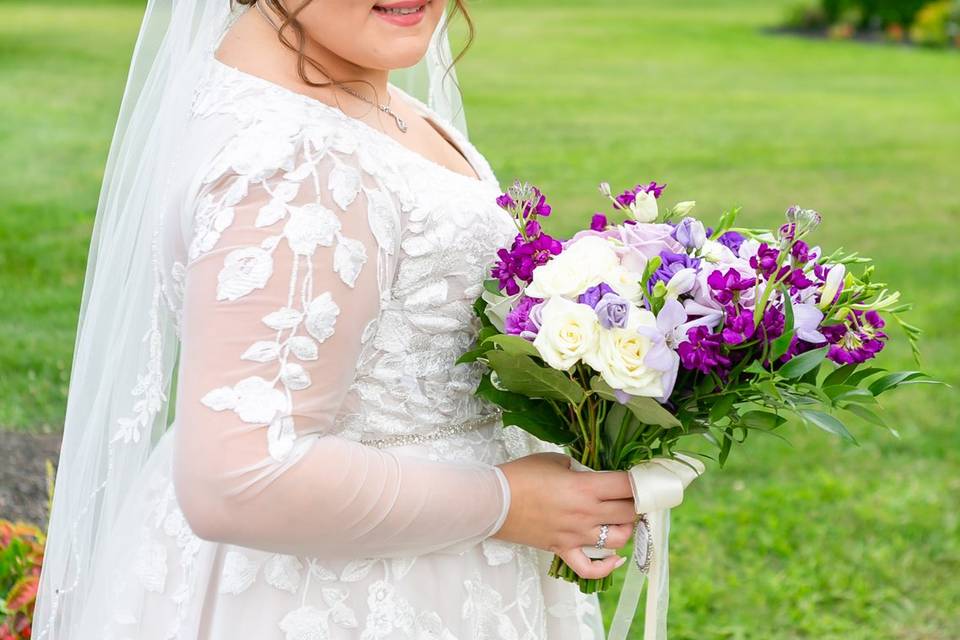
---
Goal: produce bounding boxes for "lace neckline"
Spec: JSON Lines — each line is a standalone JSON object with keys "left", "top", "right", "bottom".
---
{"left": 208, "top": 56, "right": 492, "bottom": 188}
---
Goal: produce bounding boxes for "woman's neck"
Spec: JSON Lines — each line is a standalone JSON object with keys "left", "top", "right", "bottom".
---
{"left": 224, "top": 3, "right": 390, "bottom": 105}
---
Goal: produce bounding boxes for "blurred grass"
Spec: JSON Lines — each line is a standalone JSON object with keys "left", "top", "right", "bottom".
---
{"left": 2, "top": 0, "right": 959, "bottom": 637}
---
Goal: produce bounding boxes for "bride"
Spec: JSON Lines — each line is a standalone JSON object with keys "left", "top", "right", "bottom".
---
{"left": 32, "top": 1, "right": 643, "bottom": 638}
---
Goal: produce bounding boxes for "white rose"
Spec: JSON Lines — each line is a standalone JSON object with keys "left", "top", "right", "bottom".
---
{"left": 533, "top": 297, "right": 600, "bottom": 371}
{"left": 629, "top": 190, "right": 659, "bottom": 222}
{"left": 525, "top": 236, "right": 620, "bottom": 299}
{"left": 583, "top": 307, "right": 665, "bottom": 397}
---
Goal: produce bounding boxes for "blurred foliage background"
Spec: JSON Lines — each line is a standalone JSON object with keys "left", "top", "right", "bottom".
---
{"left": 1, "top": 0, "right": 958, "bottom": 638}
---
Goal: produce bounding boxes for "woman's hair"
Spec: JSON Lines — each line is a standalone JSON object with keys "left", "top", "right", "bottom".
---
{"left": 231, "top": 0, "right": 474, "bottom": 103}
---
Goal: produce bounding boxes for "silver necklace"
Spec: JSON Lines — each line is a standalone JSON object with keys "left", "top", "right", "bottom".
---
{"left": 253, "top": 1, "right": 408, "bottom": 133}
{"left": 337, "top": 84, "right": 408, "bottom": 133}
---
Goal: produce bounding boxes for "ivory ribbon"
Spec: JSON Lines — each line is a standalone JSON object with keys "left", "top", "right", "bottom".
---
{"left": 571, "top": 455, "right": 705, "bottom": 640}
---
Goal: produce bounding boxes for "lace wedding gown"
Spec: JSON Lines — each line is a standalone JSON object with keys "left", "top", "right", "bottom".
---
{"left": 71, "top": 54, "right": 606, "bottom": 640}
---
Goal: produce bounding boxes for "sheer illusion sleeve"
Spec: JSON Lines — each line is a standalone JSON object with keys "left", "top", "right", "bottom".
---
{"left": 170, "top": 130, "right": 511, "bottom": 559}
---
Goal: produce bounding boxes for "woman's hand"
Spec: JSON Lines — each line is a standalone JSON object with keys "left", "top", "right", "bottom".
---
{"left": 493, "top": 452, "right": 636, "bottom": 579}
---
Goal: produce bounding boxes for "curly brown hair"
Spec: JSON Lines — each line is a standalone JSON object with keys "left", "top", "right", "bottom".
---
{"left": 230, "top": 0, "right": 474, "bottom": 103}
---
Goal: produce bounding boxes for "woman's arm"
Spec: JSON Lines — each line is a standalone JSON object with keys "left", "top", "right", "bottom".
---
{"left": 171, "top": 140, "right": 511, "bottom": 559}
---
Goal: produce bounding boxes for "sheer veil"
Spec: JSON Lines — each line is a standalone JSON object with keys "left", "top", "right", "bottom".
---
{"left": 32, "top": 1, "right": 470, "bottom": 637}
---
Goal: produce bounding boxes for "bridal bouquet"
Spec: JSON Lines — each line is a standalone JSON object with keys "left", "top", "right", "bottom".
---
{"left": 460, "top": 179, "right": 934, "bottom": 601}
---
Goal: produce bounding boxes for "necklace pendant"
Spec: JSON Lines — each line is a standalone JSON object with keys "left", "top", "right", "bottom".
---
{"left": 394, "top": 114, "right": 408, "bottom": 133}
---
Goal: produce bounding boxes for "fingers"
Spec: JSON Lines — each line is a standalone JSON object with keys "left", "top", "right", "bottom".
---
{"left": 582, "top": 469, "right": 633, "bottom": 500}
{"left": 587, "top": 523, "right": 633, "bottom": 550}
{"left": 593, "top": 497, "right": 638, "bottom": 524}
{"left": 560, "top": 548, "right": 626, "bottom": 580}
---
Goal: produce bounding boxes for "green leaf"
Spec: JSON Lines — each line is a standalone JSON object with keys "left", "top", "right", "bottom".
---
{"left": 737, "top": 410, "right": 787, "bottom": 430}
{"left": 589, "top": 377, "right": 681, "bottom": 428}
{"left": 500, "top": 410, "right": 576, "bottom": 446}
{"left": 719, "top": 427, "right": 734, "bottom": 466}
{"left": 709, "top": 394, "right": 736, "bottom": 423}
{"left": 845, "top": 367, "right": 884, "bottom": 386}
{"left": 799, "top": 409, "right": 857, "bottom": 443}
{"left": 868, "top": 371, "right": 931, "bottom": 396}
{"left": 833, "top": 388, "right": 878, "bottom": 405}
{"left": 823, "top": 363, "right": 858, "bottom": 388}
{"left": 769, "top": 292, "right": 795, "bottom": 362}
{"left": 483, "top": 278, "right": 503, "bottom": 296}
{"left": 485, "top": 351, "right": 586, "bottom": 404}
{"left": 482, "top": 334, "right": 541, "bottom": 359}
{"left": 456, "top": 345, "right": 489, "bottom": 365}
{"left": 777, "top": 346, "right": 828, "bottom": 379}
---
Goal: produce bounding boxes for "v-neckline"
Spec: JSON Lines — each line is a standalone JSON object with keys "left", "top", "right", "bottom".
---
{"left": 210, "top": 56, "right": 487, "bottom": 186}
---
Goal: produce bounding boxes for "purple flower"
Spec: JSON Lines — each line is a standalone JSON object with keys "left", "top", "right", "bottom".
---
{"left": 650, "top": 251, "right": 701, "bottom": 290}
{"left": 521, "top": 187, "right": 552, "bottom": 218}
{"left": 595, "top": 293, "right": 631, "bottom": 329}
{"left": 720, "top": 305, "right": 755, "bottom": 345}
{"left": 707, "top": 268, "right": 756, "bottom": 305}
{"left": 791, "top": 240, "right": 811, "bottom": 264}
{"left": 491, "top": 232, "right": 563, "bottom": 294}
{"left": 787, "top": 268, "right": 815, "bottom": 290}
{"left": 678, "top": 325, "right": 731, "bottom": 375}
{"left": 749, "top": 243, "right": 780, "bottom": 278}
{"left": 590, "top": 213, "right": 608, "bottom": 231}
{"left": 614, "top": 181, "right": 666, "bottom": 208}
{"left": 504, "top": 295, "right": 544, "bottom": 339}
{"left": 716, "top": 231, "right": 745, "bottom": 254}
{"left": 672, "top": 217, "right": 707, "bottom": 250}
{"left": 821, "top": 310, "right": 887, "bottom": 364}
{"left": 578, "top": 282, "right": 615, "bottom": 308}
{"left": 496, "top": 193, "right": 516, "bottom": 209}
{"left": 759, "top": 305, "right": 785, "bottom": 342}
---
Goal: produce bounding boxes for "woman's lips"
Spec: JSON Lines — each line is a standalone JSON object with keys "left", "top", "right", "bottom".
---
{"left": 372, "top": 0, "right": 428, "bottom": 27}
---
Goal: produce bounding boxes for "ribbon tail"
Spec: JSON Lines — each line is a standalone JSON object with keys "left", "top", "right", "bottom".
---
{"left": 606, "top": 557, "right": 645, "bottom": 640}
{"left": 644, "top": 509, "right": 670, "bottom": 640}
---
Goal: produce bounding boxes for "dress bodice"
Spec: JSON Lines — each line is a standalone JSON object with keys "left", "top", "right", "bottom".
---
{"left": 168, "top": 58, "right": 520, "bottom": 446}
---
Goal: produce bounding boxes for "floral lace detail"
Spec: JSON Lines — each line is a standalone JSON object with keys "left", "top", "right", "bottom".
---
{"left": 101, "top": 55, "right": 605, "bottom": 640}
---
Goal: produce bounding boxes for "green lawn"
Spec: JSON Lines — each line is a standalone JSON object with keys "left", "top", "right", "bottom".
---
{"left": 2, "top": 0, "right": 958, "bottom": 638}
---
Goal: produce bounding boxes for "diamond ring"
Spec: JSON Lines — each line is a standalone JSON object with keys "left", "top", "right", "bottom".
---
{"left": 595, "top": 523, "right": 610, "bottom": 550}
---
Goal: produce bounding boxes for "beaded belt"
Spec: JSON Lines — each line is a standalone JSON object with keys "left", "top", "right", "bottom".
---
{"left": 360, "top": 409, "right": 503, "bottom": 449}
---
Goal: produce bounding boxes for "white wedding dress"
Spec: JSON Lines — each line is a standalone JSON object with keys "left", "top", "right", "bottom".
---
{"left": 70, "top": 53, "right": 606, "bottom": 640}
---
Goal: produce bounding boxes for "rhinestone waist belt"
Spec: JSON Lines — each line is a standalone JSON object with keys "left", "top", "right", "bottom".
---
{"left": 360, "top": 408, "right": 503, "bottom": 449}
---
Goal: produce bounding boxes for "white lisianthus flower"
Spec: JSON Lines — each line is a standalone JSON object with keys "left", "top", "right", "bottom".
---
{"left": 672, "top": 201, "right": 697, "bottom": 216}
{"left": 606, "top": 266, "right": 646, "bottom": 305}
{"left": 525, "top": 236, "right": 620, "bottom": 299}
{"left": 481, "top": 288, "right": 519, "bottom": 333}
{"left": 699, "top": 239, "right": 737, "bottom": 264}
{"left": 628, "top": 190, "right": 659, "bottom": 222}
{"left": 818, "top": 264, "right": 846, "bottom": 309}
{"left": 583, "top": 306, "right": 665, "bottom": 398}
{"left": 533, "top": 297, "right": 601, "bottom": 371}
{"left": 665, "top": 268, "right": 697, "bottom": 299}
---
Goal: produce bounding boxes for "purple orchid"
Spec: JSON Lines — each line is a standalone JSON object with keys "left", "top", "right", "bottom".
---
{"left": 491, "top": 232, "right": 563, "bottom": 295}
{"left": 590, "top": 213, "right": 608, "bottom": 231}
{"left": 707, "top": 268, "right": 756, "bottom": 305}
{"left": 678, "top": 325, "right": 731, "bottom": 375}
{"left": 821, "top": 310, "right": 887, "bottom": 364}
{"left": 614, "top": 181, "right": 666, "bottom": 208}
{"left": 749, "top": 243, "right": 780, "bottom": 279}
{"left": 720, "top": 304, "right": 756, "bottom": 345}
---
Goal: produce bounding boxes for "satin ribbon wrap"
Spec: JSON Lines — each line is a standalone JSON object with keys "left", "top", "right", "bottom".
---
{"left": 570, "top": 455, "right": 705, "bottom": 640}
